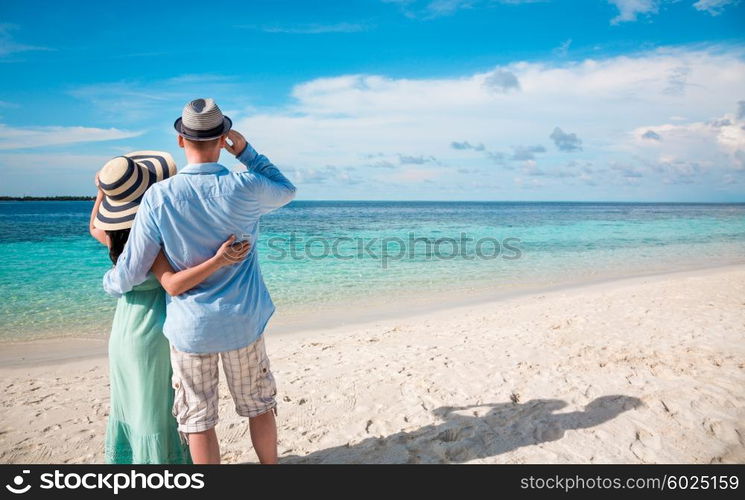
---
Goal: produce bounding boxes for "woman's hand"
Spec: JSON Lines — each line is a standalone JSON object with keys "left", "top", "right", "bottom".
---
{"left": 213, "top": 235, "right": 251, "bottom": 267}
{"left": 152, "top": 236, "right": 252, "bottom": 296}
{"left": 89, "top": 173, "right": 108, "bottom": 245}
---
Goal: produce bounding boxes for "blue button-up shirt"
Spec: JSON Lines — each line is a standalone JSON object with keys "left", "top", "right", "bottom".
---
{"left": 102, "top": 144, "right": 296, "bottom": 353}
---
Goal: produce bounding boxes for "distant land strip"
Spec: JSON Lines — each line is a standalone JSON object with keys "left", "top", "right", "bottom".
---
{"left": 0, "top": 196, "right": 95, "bottom": 201}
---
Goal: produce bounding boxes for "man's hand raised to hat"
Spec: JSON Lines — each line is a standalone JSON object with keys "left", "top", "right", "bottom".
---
{"left": 224, "top": 130, "right": 247, "bottom": 157}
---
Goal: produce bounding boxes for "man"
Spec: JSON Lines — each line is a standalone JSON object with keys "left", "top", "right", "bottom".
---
{"left": 103, "top": 98, "right": 296, "bottom": 464}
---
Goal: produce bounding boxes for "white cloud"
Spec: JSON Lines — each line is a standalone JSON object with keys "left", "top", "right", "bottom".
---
{"left": 233, "top": 46, "right": 744, "bottom": 193}
{"left": 69, "top": 74, "right": 246, "bottom": 124}
{"left": 426, "top": 0, "right": 476, "bottom": 16}
{"left": 692, "top": 0, "right": 740, "bottom": 15}
{"left": 279, "top": 165, "right": 361, "bottom": 185}
{"left": 248, "top": 23, "right": 367, "bottom": 34}
{"left": 389, "top": 166, "right": 443, "bottom": 183}
{"left": 383, "top": 0, "right": 548, "bottom": 19}
{"left": 607, "top": 0, "right": 739, "bottom": 24}
{"left": 514, "top": 176, "right": 547, "bottom": 189}
{"left": 610, "top": 161, "right": 644, "bottom": 178}
{"left": 0, "top": 152, "right": 112, "bottom": 172}
{"left": 607, "top": 0, "right": 660, "bottom": 24}
{"left": 628, "top": 105, "right": 745, "bottom": 177}
{"left": 0, "top": 23, "right": 52, "bottom": 58}
{"left": 48, "top": 44, "right": 736, "bottom": 198}
{"left": 0, "top": 124, "right": 142, "bottom": 150}
{"left": 385, "top": 0, "right": 739, "bottom": 24}
{"left": 553, "top": 39, "right": 572, "bottom": 57}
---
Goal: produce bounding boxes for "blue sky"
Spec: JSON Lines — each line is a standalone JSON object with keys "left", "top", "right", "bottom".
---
{"left": 1, "top": 0, "right": 744, "bottom": 200}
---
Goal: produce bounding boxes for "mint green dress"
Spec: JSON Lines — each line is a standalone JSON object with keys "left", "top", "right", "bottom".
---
{"left": 104, "top": 274, "right": 191, "bottom": 464}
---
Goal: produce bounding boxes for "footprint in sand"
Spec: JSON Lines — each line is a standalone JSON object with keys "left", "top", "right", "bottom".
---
{"left": 629, "top": 428, "right": 662, "bottom": 463}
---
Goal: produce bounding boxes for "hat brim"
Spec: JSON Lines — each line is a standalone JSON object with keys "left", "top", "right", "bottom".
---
{"left": 94, "top": 215, "right": 137, "bottom": 231}
{"left": 93, "top": 199, "right": 139, "bottom": 230}
{"left": 94, "top": 186, "right": 144, "bottom": 230}
{"left": 174, "top": 116, "right": 232, "bottom": 141}
{"left": 93, "top": 151, "right": 178, "bottom": 231}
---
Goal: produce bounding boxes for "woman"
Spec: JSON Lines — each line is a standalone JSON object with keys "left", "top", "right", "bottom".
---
{"left": 88, "top": 152, "right": 250, "bottom": 464}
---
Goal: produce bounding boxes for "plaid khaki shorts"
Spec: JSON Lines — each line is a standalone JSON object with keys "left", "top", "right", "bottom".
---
{"left": 170, "top": 335, "right": 277, "bottom": 434}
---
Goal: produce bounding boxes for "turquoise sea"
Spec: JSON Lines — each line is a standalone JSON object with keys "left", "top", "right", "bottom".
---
{"left": 1, "top": 200, "right": 744, "bottom": 341}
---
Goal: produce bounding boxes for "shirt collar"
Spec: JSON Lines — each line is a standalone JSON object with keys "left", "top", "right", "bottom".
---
{"left": 179, "top": 162, "right": 229, "bottom": 175}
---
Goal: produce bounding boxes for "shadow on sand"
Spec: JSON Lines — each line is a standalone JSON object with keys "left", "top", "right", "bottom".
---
{"left": 282, "top": 395, "right": 642, "bottom": 463}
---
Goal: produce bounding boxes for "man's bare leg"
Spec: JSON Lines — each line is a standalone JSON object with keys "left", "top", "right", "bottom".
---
{"left": 188, "top": 429, "right": 220, "bottom": 464}
{"left": 249, "top": 410, "right": 278, "bottom": 464}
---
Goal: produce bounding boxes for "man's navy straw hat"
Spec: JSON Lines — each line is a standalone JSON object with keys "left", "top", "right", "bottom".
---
{"left": 174, "top": 98, "right": 232, "bottom": 141}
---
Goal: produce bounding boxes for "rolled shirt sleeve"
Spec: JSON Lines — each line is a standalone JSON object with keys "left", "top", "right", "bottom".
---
{"left": 102, "top": 190, "right": 163, "bottom": 297}
{"left": 236, "top": 143, "right": 296, "bottom": 214}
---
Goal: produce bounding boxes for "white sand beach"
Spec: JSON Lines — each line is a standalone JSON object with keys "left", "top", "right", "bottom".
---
{"left": 1, "top": 265, "right": 744, "bottom": 464}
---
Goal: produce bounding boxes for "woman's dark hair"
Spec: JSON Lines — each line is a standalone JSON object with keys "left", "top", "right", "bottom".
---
{"left": 106, "top": 229, "right": 131, "bottom": 265}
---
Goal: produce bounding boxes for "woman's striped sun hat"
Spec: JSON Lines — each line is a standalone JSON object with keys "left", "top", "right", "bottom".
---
{"left": 94, "top": 151, "right": 177, "bottom": 231}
